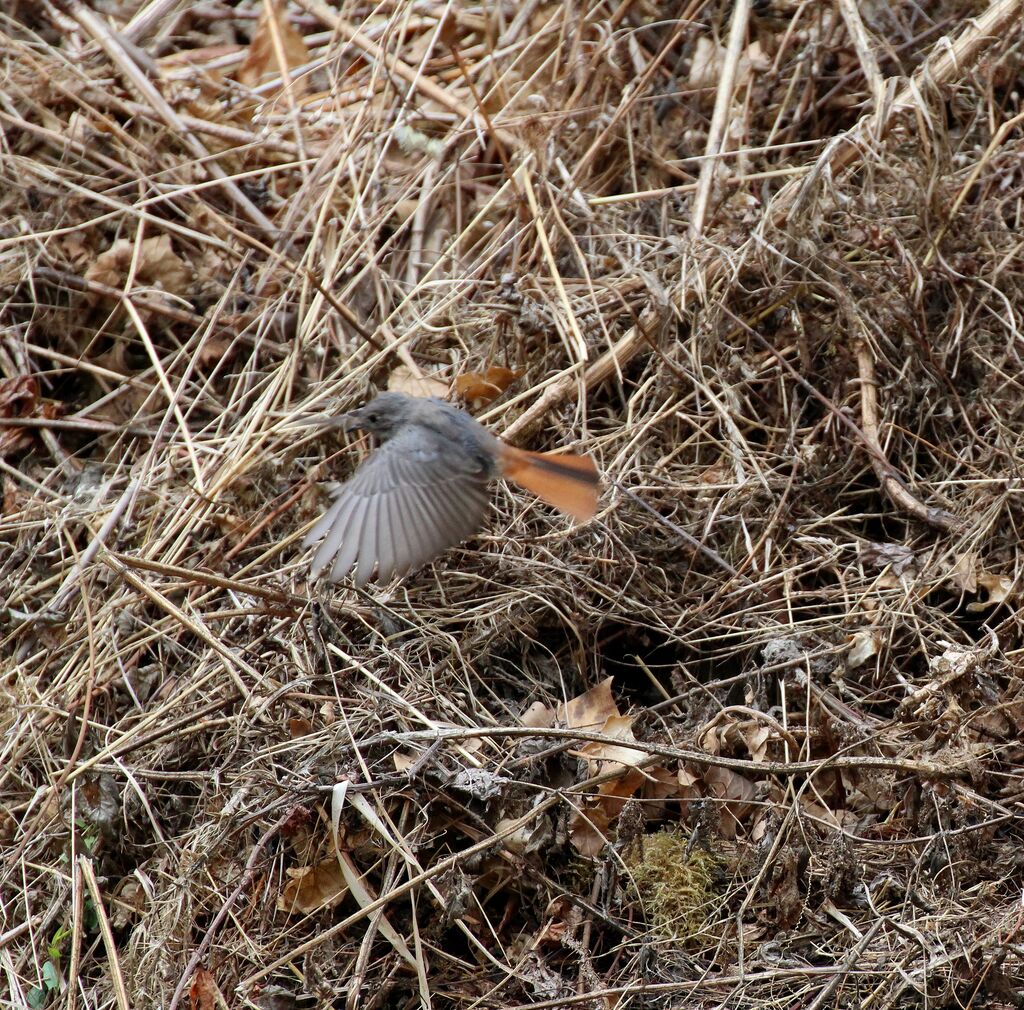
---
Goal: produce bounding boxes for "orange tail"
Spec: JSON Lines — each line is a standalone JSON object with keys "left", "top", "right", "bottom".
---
{"left": 499, "top": 446, "right": 600, "bottom": 522}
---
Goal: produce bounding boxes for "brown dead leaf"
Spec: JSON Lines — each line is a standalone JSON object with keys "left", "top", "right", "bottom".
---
{"left": 558, "top": 677, "right": 619, "bottom": 731}
{"left": 948, "top": 552, "right": 978, "bottom": 593}
{"left": 847, "top": 629, "right": 881, "bottom": 669}
{"left": 689, "top": 37, "right": 768, "bottom": 91}
{"left": 110, "top": 875, "right": 148, "bottom": 929}
{"left": 288, "top": 717, "right": 312, "bottom": 738}
{"left": 3, "top": 477, "right": 18, "bottom": 515}
{"left": 558, "top": 680, "right": 653, "bottom": 854}
{"left": 387, "top": 364, "right": 450, "bottom": 399}
{"left": 967, "top": 572, "right": 1015, "bottom": 611}
{"left": 576, "top": 715, "right": 646, "bottom": 773}
{"left": 800, "top": 799, "right": 858, "bottom": 832}
{"left": 189, "top": 967, "right": 220, "bottom": 1010}
{"left": 453, "top": 366, "right": 522, "bottom": 407}
{"left": 236, "top": 0, "right": 310, "bottom": 94}
{"left": 700, "top": 712, "right": 774, "bottom": 762}
{"left": 0, "top": 376, "right": 58, "bottom": 459}
{"left": 763, "top": 845, "right": 804, "bottom": 928}
{"left": 703, "top": 766, "right": 755, "bottom": 839}
{"left": 278, "top": 860, "right": 347, "bottom": 914}
{"left": 642, "top": 765, "right": 682, "bottom": 802}
{"left": 85, "top": 235, "right": 189, "bottom": 300}
{"left": 569, "top": 801, "right": 614, "bottom": 857}
{"left": 196, "top": 336, "right": 235, "bottom": 369}
{"left": 567, "top": 693, "right": 647, "bottom": 806}
{"left": 697, "top": 458, "right": 730, "bottom": 489}
{"left": 738, "top": 721, "right": 771, "bottom": 762}
{"left": 677, "top": 765, "right": 702, "bottom": 803}
{"left": 861, "top": 540, "right": 917, "bottom": 577}
{"left": 945, "top": 553, "right": 1014, "bottom": 609}
{"left": 637, "top": 764, "right": 687, "bottom": 821}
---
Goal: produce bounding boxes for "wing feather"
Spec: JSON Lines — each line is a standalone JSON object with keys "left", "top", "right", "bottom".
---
{"left": 303, "top": 493, "right": 347, "bottom": 550}
{"left": 416, "top": 480, "right": 477, "bottom": 549}
{"left": 353, "top": 497, "right": 382, "bottom": 587}
{"left": 305, "top": 427, "right": 491, "bottom": 585}
{"left": 400, "top": 484, "right": 458, "bottom": 571}
{"left": 309, "top": 492, "right": 360, "bottom": 576}
{"left": 374, "top": 494, "right": 398, "bottom": 582}
{"left": 330, "top": 497, "right": 370, "bottom": 583}
{"left": 383, "top": 491, "right": 415, "bottom": 578}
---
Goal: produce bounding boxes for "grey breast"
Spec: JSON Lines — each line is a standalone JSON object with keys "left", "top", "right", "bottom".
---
{"left": 303, "top": 424, "right": 491, "bottom": 586}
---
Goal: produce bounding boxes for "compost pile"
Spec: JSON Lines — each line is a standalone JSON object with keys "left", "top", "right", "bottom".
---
{"left": 3, "top": 1, "right": 1024, "bottom": 1007}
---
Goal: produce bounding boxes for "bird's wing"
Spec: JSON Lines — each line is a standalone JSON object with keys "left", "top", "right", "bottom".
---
{"left": 303, "top": 431, "right": 490, "bottom": 586}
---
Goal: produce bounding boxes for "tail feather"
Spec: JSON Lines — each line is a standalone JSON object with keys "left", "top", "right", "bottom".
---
{"left": 500, "top": 446, "right": 599, "bottom": 522}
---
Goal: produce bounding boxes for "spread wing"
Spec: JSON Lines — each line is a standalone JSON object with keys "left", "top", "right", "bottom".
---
{"left": 303, "top": 430, "right": 490, "bottom": 586}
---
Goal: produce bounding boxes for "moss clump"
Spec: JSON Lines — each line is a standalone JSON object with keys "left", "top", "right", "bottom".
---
{"left": 626, "top": 829, "right": 723, "bottom": 938}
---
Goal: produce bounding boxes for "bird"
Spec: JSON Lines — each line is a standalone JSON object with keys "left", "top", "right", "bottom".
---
{"left": 302, "top": 392, "right": 599, "bottom": 586}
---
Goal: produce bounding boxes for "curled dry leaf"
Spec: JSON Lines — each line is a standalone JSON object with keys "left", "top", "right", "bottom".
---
{"left": 700, "top": 711, "right": 773, "bottom": 762}
{"left": 847, "top": 629, "right": 881, "bottom": 669}
{"left": 945, "top": 553, "right": 1013, "bottom": 610}
{"left": 578, "top": 721, "right": 647, "bottom": 829}
{"left": 560, "top": 682, "right": 657, "bottom": 854}
{"left": 278, "top": 860, "right": 347, "bottom": 915}
{"left": 189, "top": 967, "right": 220, "bottom": 1010}
{"left": 387, "top": 364, "right": 450, "bottom": 399}
{"left": 576, "top": 714, "right": 646, "bottom": 775}
{"left": 736, "top": 722, "right": 771, "bottom": 763}
{"left": 967, "top": 572, "right": 1014, "bottom": 612}
{"left": 703, "top": 766, "right": 756, "bottom": 840}
{"left": 568, "top": 695, "right": 646, "bottom": 798}
{"left": 453, "top": 366, "right": 522, "bottom": 407}
{"left": 558, "top": 676, "right": 619, "bottom": 730}
{"left": 948, "top": 551, "right": 978, "bottom": 593}
{"left": 677, "top": 765, "right": 702, "bottom": 802}
{"left": 0, "top": 375, "right": 58, "bottom": 459}
{"left": 236, "top": 0, "right": 310, "bottom": 95}
{"left": 861, "top": 540, "right": 918, "bottom": 577}
{"left": 568, "top": 799, "right": 615, "bottom": 857}
{"left": 85, "top": 235, "right": 189, "bottom": 301}
{"left": 688, "top": 37, "right": 768, "bottom": 91}
{"left": 496, "top": 815, "right": 553, "bottom": 857}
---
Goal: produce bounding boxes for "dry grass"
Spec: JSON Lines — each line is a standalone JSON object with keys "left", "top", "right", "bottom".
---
{"left": 3, "top": 1, "right": 1024, "bottom": 1007}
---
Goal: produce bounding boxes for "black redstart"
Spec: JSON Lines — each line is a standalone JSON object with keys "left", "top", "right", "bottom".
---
{"left": 303, "top": 392, "right": 599, "bottom": 585}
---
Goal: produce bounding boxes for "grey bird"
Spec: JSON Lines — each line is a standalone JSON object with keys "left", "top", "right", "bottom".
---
{"left": 302, "top": 392, "right": 599, "bottom": 586}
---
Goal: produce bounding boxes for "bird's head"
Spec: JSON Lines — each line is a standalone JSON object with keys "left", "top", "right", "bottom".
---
{"left": 340, "top": 392, "right": 415, "bottom": 439}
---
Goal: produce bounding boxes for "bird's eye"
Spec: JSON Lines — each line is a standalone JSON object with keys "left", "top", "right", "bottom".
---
{"left": 365, "top": 412, "right": 378, "bottom": 424}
